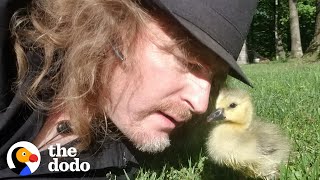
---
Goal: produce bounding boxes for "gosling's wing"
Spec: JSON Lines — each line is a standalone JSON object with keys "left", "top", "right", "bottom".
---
{"left": 258, "top": 139, "right": 278, "bottom": 155}
{"left": 250, "top": 120, "right": 288, "bottom": 156}
{"left": 250, "top": 120, "right": 291, "bottom": 179}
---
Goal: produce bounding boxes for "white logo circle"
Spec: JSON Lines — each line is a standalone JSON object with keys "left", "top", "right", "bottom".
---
{"left": 7, "top": 141, "right": 41, "bottom": 176}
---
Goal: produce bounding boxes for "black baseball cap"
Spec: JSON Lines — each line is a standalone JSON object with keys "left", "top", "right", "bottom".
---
{"left": 146, "top": 0, "right": 258, "bottom": 86}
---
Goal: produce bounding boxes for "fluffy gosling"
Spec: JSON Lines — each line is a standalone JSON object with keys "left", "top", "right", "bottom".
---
{"left": 206, "top": 88, "right": 290, "bottom": 179}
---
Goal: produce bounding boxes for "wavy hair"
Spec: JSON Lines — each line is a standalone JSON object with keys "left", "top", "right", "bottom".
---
{"left": 11, "top": 0, "right": 154, "bottom": 149}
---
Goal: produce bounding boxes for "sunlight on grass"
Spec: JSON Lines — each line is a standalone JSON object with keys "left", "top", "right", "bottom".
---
{"left": 136, "top": 61, "right": 320, "bottom": 180}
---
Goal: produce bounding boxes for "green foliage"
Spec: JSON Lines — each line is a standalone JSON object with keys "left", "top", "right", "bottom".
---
{"left": 136, "top": 61, "right": 320, "bottom": 180}
{"left": 248, "top": 0, "right": 316, "bottom": 59}
{"left": 298, "top": 1, "right": 317, "bottom": 51}
{"left": 248, "top": 0, "right": 276, "bottom": 58}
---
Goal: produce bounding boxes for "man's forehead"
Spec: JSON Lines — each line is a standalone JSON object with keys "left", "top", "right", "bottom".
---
{"left": 141, "top": 21, "right": 176, "bottom": 45}
{"left": 140, "top": 19, "right": 228, "bottom": 70}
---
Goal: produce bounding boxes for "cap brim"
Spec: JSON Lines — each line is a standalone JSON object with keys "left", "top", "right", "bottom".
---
{"left": 170, "top": 12, "right": 252, "bottom": 87}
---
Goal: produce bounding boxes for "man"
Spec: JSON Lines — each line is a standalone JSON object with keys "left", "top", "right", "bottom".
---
{"left": 0, "top": 0, "right": 258, "bottom": 179}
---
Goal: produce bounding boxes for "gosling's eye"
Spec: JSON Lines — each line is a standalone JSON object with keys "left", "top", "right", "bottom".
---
{"left": 229, "top": 103, "right": 237, "bottom": 108}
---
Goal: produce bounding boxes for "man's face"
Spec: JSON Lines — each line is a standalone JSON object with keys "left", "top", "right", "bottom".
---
{"left": 103, "top": 21, "right": 221, "bottom": 153}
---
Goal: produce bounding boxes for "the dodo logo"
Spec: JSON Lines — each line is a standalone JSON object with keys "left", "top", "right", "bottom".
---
{"left": 6, "top": 141, "right": 41, "bottom": 176}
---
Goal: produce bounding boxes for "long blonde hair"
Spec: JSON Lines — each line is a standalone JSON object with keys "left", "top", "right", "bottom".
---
{"left": 11, "top": 0, "right": 153, "bottom": 149}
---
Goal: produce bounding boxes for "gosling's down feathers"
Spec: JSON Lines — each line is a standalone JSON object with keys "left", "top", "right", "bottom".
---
{"left": 206, "top": 88, "right": 290, "bottom": 179}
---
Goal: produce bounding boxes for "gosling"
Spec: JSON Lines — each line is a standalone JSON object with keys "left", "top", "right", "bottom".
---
{"left": 206, "top": 88, "right": 290, "bottom": 179}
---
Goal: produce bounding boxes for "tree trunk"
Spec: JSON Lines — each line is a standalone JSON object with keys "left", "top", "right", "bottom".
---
{"left": 275, "top": 0, "right": 286, "bottom": 60}
{"left": 237, "top": 41, "right": 248, "bottom": 64}
{"left": 306, "top": 0, "right": 320, "bottom": 54}
{"left": 289, "top": 0, "right": 303, "bottom": 58}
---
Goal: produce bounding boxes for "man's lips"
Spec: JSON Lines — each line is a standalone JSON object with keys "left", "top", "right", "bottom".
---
{"left": 159, "top": 111, "right": 183, "bottom": 127}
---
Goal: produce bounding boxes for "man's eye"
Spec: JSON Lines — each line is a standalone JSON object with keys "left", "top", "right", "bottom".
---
{"left": 187, "top": 62, "right": 213, "bottom": 79}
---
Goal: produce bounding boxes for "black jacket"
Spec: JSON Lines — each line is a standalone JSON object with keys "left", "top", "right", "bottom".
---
{"left": 0, "top": 0, "right": 140, "bottom": 179}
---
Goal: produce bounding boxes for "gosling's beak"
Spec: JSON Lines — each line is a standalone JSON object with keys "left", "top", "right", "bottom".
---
{"left": 207, "top": 108, "right": 225, "bottom": 122}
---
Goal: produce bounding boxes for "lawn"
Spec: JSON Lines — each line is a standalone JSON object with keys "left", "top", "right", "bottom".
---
{"left": 136, "top": 61, "right": 320, "bottom": 180}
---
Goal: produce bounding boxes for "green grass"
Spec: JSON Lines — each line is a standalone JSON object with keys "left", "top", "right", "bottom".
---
{"left": 135, "top": 61, "right": 320, "bottom": 180}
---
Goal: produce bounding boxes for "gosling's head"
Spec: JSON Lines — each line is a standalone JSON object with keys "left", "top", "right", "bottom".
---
{"left": 207, "top": 88, "right": 254, "bottom": 126}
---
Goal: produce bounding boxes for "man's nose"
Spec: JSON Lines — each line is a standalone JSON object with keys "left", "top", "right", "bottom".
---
{"left": 180, "top": 75, "right": 211, "bottom": 114}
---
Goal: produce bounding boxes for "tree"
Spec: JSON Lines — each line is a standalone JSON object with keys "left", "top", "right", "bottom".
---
{"left": 306, "top": 0, "right": 320, "bottom": 54}
{"left": 289, "top": 0, "right": 304, "bottom": 58}
{"left": 275, "top": 0, "right": 286, "bottom": 60}
{"left": 247, "top": 0, "right": 315, "bottom": 60}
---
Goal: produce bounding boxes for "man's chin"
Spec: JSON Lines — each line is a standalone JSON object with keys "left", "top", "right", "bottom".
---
{"left": 132, "top": 133, "right": 171, "bottom": 153}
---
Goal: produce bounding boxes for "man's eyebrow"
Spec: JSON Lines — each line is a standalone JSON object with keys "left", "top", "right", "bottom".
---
{"left": 172, "top": 35, "right": 220, "bottom": 70}
{"left": 186, "top": 45, "right": 218, "bottom": 68}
